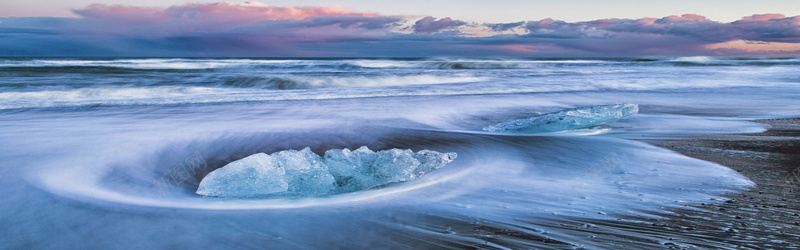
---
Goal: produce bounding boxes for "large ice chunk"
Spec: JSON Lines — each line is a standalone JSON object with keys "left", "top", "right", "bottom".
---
{"left": 196, "top": 153, "right": 289, "bottom": 198}
{"left": 197, "top": 147, "right": 457, "bottom": 198}
{"left": 371, "top": 148, "right": 421, "bottom": 183}
{"left": 322, "top": 146, "right": 379, "bottom": 192}
{"left": 483, "top": 103, "right": 638, "bottom": 133}
{"left": 272, "top": 148, "right": 336, "bottom": 195}
{"left": 322, "top": 146, "right": 458, "bottom": 192}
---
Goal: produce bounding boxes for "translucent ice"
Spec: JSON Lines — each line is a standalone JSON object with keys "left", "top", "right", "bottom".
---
{"left": 196, "top": 153, "right": 289, "bottom": 198}
{"left": 271, "top": 148, "right": 336, "bottom": 195}
{"left": 322, "top": 146, "right": 380, "bottom": 192}
{"left": 197, "top": 147, "right": 457, "bottom": 198}
{"left": 483, "top": 103, "right": 638, "bottom": 133}
{"left": 414, "top": 150, "right": 458, "bottom": 176}
{"left": 371, "top": 148, "right": 421, "bottom": 183}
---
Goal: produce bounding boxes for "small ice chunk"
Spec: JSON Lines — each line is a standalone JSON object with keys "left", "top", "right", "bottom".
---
{"left": 483, "top": 103, "right": 639, "bottom": 133}
{"left": 414, "top": 150, "right": 458, "bottom": 176}
{"left": 196, "top": 153, "right": 288, "bottom": 197}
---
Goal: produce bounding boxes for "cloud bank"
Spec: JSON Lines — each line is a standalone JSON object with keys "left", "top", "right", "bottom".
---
{"left": 413, "top": 16, "right": 466, "bottom": 34}
{"left": 0, "top": 1, "right": 798, "bottom": 57}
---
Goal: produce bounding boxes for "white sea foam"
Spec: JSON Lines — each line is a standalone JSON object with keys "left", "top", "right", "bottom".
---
{"left": 247, "top": 74, "right": 485, "bottom": 89}
{"left": 671, "top": 56, "right": 716, "bottom": 63}
{"left": 0, "top": 86, "right": 235, "bottom": 109}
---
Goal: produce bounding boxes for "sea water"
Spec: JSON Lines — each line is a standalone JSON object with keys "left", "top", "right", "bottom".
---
{"left": 1, "top": 57, "right": 798, "bottom": 248}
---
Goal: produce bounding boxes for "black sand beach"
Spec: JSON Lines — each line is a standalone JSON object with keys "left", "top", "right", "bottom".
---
{"left": 642, "top": 118, "right": 800, "bottom": 248}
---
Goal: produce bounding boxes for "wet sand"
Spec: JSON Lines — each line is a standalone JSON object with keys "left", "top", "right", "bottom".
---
{"left": 640, "top": 118, "right": 800, "bottom": 248}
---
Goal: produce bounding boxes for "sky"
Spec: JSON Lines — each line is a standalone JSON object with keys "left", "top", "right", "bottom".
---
{"left": 1, "top": 0, "right": 799, "bottom": 57}
{"left": 4, "top": 0, "right": 800, "bottom": 23}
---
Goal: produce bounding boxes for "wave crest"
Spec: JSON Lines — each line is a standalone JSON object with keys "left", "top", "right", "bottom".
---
{"left": 217, "top": 74, "right": 484, "bottom": 89}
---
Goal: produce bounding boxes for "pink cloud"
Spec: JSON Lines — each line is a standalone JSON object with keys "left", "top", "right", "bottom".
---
{"left": 637, "top": 18, "right": 658, "bottom": 26}
{"left": 659, "top": 14, "right": 709, "bottom": 22}
{"left": 164, "top": 1, "right": 376, "bottom": 22}
{"left": 741, "top": 14, "right": 786, "bottom": 21}
{"left": 706, "top": 39, "right": 800, "bottom": 52}
{"left": 732, "top": 15, "right": 800, "bottom": 43}
{"left": 6, "top": 3, "right": 800, "bottom": 57}
{"left": 412, "top": 16, "right": 466, "bottom": 33}
{"left": 502, "top": 13, "right": 800, "bottom": 55}
{"left": 537, "top": 18, "right": 556, "bottom": 25}
{"left": 74, "top": 1, "right": 377, "bottom": 24}
{"left": 73, "top": 4, "right": 166, "bottom": 23}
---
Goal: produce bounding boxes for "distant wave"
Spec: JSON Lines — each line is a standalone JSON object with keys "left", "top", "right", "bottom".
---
{"left": 215, "top": 74, "right": 484, "bottom": 89}
{"left": 0, "top": 85, "right": 585, "bottom": 110}
{"left": 0, "top": 59, "right": 269, "bottom": 70}
{"left": 2, "top": 58, "right": 799, "bottom": 72}
{"left": 356, "top": 59, "right": 609, "bottom": 69}
{"left": 671, "top": 56, "right": 716, "bottom": 63}
{"left": 350, "top": 57, "right": 800, "bottom": 68}
{"left": 0, "top": 59, "right": 367, "bottom": 71}
{"left": 0, "top": 58, "right": 608, "bottom": 71}
{"left": 667, "top": 56, "right": 800, "bottom": 66}
{"left": 0, "top": 87, "right": 231, "bottom": 109}
{"left": 2, "top": 57, "right": 799, "bottom": 110}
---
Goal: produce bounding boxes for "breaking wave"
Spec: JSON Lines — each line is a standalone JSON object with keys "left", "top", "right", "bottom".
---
{"left": 2, "top": 57, "right": 800, "bottom": 110}
{"left": 215, "top": 74, "right": 484, "bottom": 89}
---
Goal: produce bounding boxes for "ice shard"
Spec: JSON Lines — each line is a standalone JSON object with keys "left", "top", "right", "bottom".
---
{"left": 196, "top": 153, "right": 289, "bottom": 198}
{"left": 483, "top": 103, "right": 638, "bottom": 133}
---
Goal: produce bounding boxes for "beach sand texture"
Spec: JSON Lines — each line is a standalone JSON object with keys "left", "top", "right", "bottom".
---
{"left": 642, "top": 118, "right": 799, "bottom": 248}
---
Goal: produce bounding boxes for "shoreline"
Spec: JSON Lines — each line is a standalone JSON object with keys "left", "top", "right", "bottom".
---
{"left": 641, "top": 118, "right": 800, "bottom": 248}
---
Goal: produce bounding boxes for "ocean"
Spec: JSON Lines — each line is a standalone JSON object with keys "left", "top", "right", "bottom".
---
{"left": 1, "top": 57, "right": 799, "bottom": 248}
